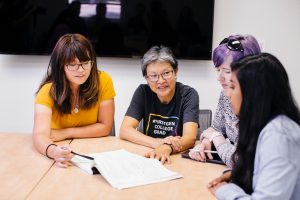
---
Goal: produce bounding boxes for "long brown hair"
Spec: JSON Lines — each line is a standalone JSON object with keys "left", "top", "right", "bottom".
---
{"left": 37, "top": 33, "right": 99, "bottom": 114}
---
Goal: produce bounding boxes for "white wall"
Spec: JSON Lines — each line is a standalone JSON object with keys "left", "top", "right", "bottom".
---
{"left": 0, "top": 0, "right": 299, "bottom": 134}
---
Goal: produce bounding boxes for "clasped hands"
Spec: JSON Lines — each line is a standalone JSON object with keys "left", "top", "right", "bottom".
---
{"left": 144, "top": 136, "right": 182, "bottom": 164}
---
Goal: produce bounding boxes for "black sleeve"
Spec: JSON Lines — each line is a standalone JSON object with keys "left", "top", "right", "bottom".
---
{"left": 125, "top": 85, "right": 145, "bottom": 121}
{"left": 182, "top": 88, "right": 199, "bottom": 124}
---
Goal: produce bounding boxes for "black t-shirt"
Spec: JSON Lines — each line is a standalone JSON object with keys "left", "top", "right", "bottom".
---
{"left": 125, "top": 82, "right": 199, "bottom": 138}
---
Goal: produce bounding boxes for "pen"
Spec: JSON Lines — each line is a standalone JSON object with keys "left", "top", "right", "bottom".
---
{"left": 61, "top": 146, "right": 94, "bottom": 160}
{"left": 71, "top": 151, "right": 94, "bottom": 160}
{"left": 190, "top": 149, "right": 218, "bottom": 154}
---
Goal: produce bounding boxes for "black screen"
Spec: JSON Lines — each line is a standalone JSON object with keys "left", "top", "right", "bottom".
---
{"left": 0, "top": 0, "right": 214, "bottom": 60}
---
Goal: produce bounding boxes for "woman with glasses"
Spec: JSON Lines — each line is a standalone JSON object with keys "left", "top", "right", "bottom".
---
{"left": 120, "top": 45, "right": 199, "bottom": 164}
{"left": 189, "top": 34, "right": 261, "bottom": 168}
{"left": 33, "top": 34, "right": 116, "bottom": 167}
{"left": 208, "top": 53, "right": 300, "bottom": 200}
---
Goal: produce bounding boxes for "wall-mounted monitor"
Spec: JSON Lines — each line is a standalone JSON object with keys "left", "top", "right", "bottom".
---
{"left": 0, "top": 0, "right": 215, "bottom": 60}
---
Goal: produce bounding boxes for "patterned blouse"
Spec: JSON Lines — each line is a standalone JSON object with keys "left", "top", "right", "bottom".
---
{"left": 212, "top": 90, "right": 239, "bottom": 168}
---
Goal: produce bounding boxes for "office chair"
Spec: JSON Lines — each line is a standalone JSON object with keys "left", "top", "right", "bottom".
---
{"left": 137, "top": 119, "right": 144, "bottom": 133}
{"left": 110, "top": 121, "right": 116, "bottom": 136}
{"left": 197, "top": 109, "right": 213, "bottom": 140}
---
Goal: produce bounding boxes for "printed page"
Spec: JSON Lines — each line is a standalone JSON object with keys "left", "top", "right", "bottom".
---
{"left": 93, "top": 149, "right": 183, "bottom": 189}
{"left": 71, "top": 156, "right": 95, "bottom": 175}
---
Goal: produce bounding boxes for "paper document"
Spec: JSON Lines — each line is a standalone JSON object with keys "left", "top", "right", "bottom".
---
{"left": 71, "top": 149, "right": 183, "bottom": 189}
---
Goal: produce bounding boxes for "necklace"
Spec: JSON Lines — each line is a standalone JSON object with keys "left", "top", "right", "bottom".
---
{"left": 74, "top": 92, "right": 79, "bottom": 114}
{"left": 74, "top": 106, "right": 79, "bottom": 114}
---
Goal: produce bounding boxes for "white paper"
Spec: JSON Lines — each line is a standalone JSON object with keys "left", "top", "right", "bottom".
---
{"left": 72, "top": 149, "right": 183, "bottom": 189}
{"left": 71, "top": 155, "right": 95, "bottom": 175}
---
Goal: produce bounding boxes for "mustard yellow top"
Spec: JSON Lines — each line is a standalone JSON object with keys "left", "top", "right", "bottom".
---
{"left": 35, "top": 71, "right": 116, "bottom": 129}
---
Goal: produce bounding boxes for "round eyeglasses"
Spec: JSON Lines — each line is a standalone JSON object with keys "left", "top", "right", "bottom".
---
{"left": 219, "top": 37, "right": 244, "bottom": 52}
{"left": 66, "top": 61, "right": 93, "bottom": 71}
{"left": 145, "top": 70, "right": 174, "bottom": 82}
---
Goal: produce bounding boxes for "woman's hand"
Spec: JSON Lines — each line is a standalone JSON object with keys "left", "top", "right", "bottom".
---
{"left": 50, "top": 129, "right": 70, "bottom": 142}
{"left": 189, "top": 138, "right": 213, "bottom": 162}
{"left": 208, "top": 181, "right": 228, "bottom": 196}
{"left": 208, "top": 170, "right": 231, "bottom": 187}
{"left": 162, "top": 136, "right": 182, "bottom": 152}
{"left": 52, "top": 145, "right": 73, "bottom": 168}
{"left": 207, "top": 171, "right": 231, "bottom": 195}
{"left": 144, "top": 144, "right": 172, "bottom": 164}
{"left": 200, "top": 127, "right": 216, "bottom": 141}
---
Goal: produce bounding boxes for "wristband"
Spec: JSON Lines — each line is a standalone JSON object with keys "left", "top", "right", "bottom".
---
{"left": 209, "top": 132, "right": 223, "bottom": 142}
{"left": 163, "top": 143, "right": 173, "bottom": 154}
{"left": 45, "top": 143, "right": 57, "bottom": 159}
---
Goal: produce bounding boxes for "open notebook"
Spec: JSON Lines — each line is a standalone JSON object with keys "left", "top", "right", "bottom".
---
{"left": 71, "top": 149, "right": 183, "bottom": 189}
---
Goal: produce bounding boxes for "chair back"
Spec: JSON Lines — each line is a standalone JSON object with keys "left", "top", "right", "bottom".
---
{"left": 110, "top": 121, "right": 115, "bottom": 136}
{"left": 197, "top": 109, "right": 212, "bottom": 140}
{"left": 137, "top": 119, "right": 144, "bottom": 133}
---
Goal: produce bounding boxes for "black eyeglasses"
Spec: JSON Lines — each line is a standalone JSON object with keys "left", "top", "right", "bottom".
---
{"left": 145, "top": 70, "right": 174, "bottom": 82}
{"left": 66, "top": 61, "right": 93, "bottom": 71}
{"left": 220, "top": 37, "right": 244, "bottom": 52}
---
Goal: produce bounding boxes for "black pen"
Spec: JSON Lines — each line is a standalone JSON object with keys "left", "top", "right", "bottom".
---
{"left": 71, "top": 151, "right": 94, "bottom": 160}
{"left": 61, "top": 146, "right": 94, "bottom": 160}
